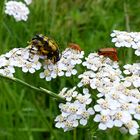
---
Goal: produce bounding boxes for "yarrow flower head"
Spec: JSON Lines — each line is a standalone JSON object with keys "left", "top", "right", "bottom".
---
{"left": 0, "top": 47, "right": 42, "bottom": 77}
{"left": 58, "top": 87, "right": 78, "bottom": 101}
{"left": 124, "top": 120, "right": 139, "bottom": 135}
{"left": 0, "top": 45, "right": 84, "bottom": 79}
{"left": 123, "top": 63, "right": 140, "bottom": 88}
{"left": 123, "top": 63, "right": 140, "bottom": 76}
{"left": 78, "top": 53, "right": 122, "bottom": 91}
{"left": 75, "top": 49, "right": 140, "bottom": 135}
{"left": 111, "top": 30, "right": 140, "bottom": 56}
{"left": 39, "top": 48, "right": 84, "bottom": 81}
{"left": 5, "top": 1, "right": 30, "bottom": 21}
{"left": 93, "top": 79, "right": 140, "bottom": 135}
{"left": 55, "top": 87, "right": 94, "bottom": 131}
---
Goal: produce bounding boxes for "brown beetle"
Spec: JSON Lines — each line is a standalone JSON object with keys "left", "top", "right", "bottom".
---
{"left": 68, "top": 43, "right": 82, "bottom": 51}
{"left": 98, "top": 48, "right": 118, "bottom": 61}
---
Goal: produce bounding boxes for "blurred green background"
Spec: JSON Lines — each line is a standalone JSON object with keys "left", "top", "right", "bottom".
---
{"left": 0, "top": 0, "right": 139, "bottom": 139}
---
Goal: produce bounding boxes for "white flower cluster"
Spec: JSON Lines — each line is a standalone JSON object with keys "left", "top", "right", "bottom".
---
{"left": 77, "top": 53, "right": 140, "bottom": 135}
{"left": 40, "top": 48, "right": 84, "bottom": 81}
{"left": 0, "top": 47, "right": 41, "bottom": 77}
{"left": 123, "top": 63, "right": 140, "bottom": 88}
{"left": 78, "top": 53, "right": 122, "bottom": 91}
{"left": 5, "top": 0, "right": 32, "bottom": 21}
{"left": 111, "top": 30, "right": 140, "bottom": 56}
{"left": 94, "top": 81, "right": 140, "bottom": 135}
{"left": 0, "top": 47, "right": 84, "bottom": 79}
{"left": 55, "top": 87, "right": 94, "bottom": 131}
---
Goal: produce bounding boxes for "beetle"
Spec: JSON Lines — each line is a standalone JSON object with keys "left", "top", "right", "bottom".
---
{"left": 28, "top": 34, "right": 60, "bottom": 63}
{"left": 98, "top": 48, "right": 118, "bottom": 61}
{"left": 68, "top": 43, "right": 82, "bottom": 51}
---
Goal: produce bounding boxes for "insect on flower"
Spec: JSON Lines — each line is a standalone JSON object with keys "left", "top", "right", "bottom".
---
{"left": 28, "top": 34, "right": 60, "bottom": 63}
{"left": 98, "top": 48, "right": 118, "bottom": 61}
{"left": 68, "top": 43, "right": 82, "bottom": 51}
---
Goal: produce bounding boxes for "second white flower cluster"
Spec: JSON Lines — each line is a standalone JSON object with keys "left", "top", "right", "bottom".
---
{"left": 111, "top": 30, "right": 140, "bottom": 56}
{"left": 5, "top": 0, "right": 32, "bottom": 21}
{"left": 0, "top": 46, "right": 84, "bottom": 80}
{"left": 56, "top": 52, "right": 140, "bottom": 135}
{"left": 55, "top": 87, "right": 94, "bottom": 132}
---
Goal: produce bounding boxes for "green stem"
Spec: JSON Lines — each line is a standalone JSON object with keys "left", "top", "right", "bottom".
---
{"left": 40, "top": 87, "right": 64, "bottom": 101}
{"left": 124, "top": 0, "right": 133, "bottom": 64}
{"left": 0, "top": 74, "right": 65, "bottom": 101}
{"left": 73, "top": 129, "right": 77, "bottom": 140}
{"left": 124, "top": 0, "right": 130, "bottom": 32}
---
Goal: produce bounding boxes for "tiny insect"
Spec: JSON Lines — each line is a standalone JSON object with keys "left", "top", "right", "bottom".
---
{"left": 98, "top": 48, "right": 118, "bottom": 61}
{"left": 68, "top": 43, "right": 82, "bottom": 51}
{"left": 28, "top": 34, "right": 60, "bottom": 63}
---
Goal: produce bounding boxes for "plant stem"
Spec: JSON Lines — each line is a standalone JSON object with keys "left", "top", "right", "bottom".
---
{"left": 73, "top": 129, "right": 77, "bottom": 140}
{"left": 124, "top": 0, "right": 130, "bottom": 32}
{"left": 124, "top": 0, "right": 133, "bottom": 64}
{"left": 40, "top": 87, "right": 64, "bottom": 101}
{"left": 0, "top": 74, "right": 65, "bottom": 101}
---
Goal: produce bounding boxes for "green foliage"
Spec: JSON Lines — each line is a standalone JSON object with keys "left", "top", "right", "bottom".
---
{"left": 0, "top": 0, "right": 139, "bottom": 139}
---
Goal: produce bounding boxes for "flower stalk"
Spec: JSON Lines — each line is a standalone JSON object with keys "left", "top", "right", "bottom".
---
{"left": 0, "top": 74, "right": 65, "bottom": 101}
{"left": 124, "top": 0, "right": 133, "bottom": 63}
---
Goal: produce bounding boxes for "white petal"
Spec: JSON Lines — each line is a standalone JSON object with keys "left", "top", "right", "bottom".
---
{"left": 99, "top": 123, "right": 107, "bottom": 130}
{"left": 129, "top": 128, "right": 138, "bottom": 135}
{"left": 83, "top": 88, "right": 89, "bottom": 94}
{"left": 29, "top": 68, "right": 35, "bottom": 73}
{"left": 55, "top": 122, "right": 62, "bottom": 128}
{"left": 73, "top": 120, "right": 79, "bottom": 127}
{"left": 112, "top": 38, "right": 117, "bottom": 42}
{"left": 22, "top": 67, "right": 28, "bottom": 72}
{"left": 110, "top": 33, "right": 116, "bottom": 37}
{"left": 58, "top": 71, "right": 64, "bottom": 76}
{"left": 46, "top": 77, "right": 51, "bottom": 81}
{"left": 135, "top": 50, "right": 140, "bottom": 56}
{"left": 65, "top": 72, "right": 71, "bottom": 77}
{"left": 114, "top": 120, "right": 123, "bottom": 127}
{"left": 94, "top": 105, "right": 102, "bottom": 112}
{"left": 86, "top": 99, "right": 92, "bottom": 105}
{"left": 66, "top": 97, "right": 72, "bottom": 102}
{"left": 77, "top": 82, "right": 83, "bottom": 87}
{"left": 133, "top": 121, "right": 139, "bottom": 128}
{"left": 72, "top": 69, "right": 77, "bottom": 75}
{"left": 123, "top": 81, "right": 131, "bottom": 87}
{"left": 123, "top": 70, "right": 130, "bottom": 75}
{"left": 133, "top": 80, "right": 140, "bottom": 88}
{"left": 80, "top": 119, "right": 87, "bottom": 126}
{"left": 87, "top": 108, "right": 95, "bottom": 115}
{"left": 123, "top": 64, "right": 131, "bottom": 69}
{"left": 121, "top": 112, "right": 132, "bottom": 123}
{"left": 94, "top": 114, "right": 101, "bottom": 122}
{"left": 106, "top": 120, "right": 114, "bottom": 128}
{"left": 115, "top": 42, "right": 122, "bottom": 47}
{"left": 51, "top": 73, "right": 57, "bottom": 78}
{"left": 134, "top": 114, "right": 140, "bottom": 120}
{"left": 90, "top": 83, "right": 96, "bottom": 89}
{"left": 40, "top": 72, "right": 45, "bottom": 78}
{"left": 101, "top": 110, "right": 110, "bottom": 115}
